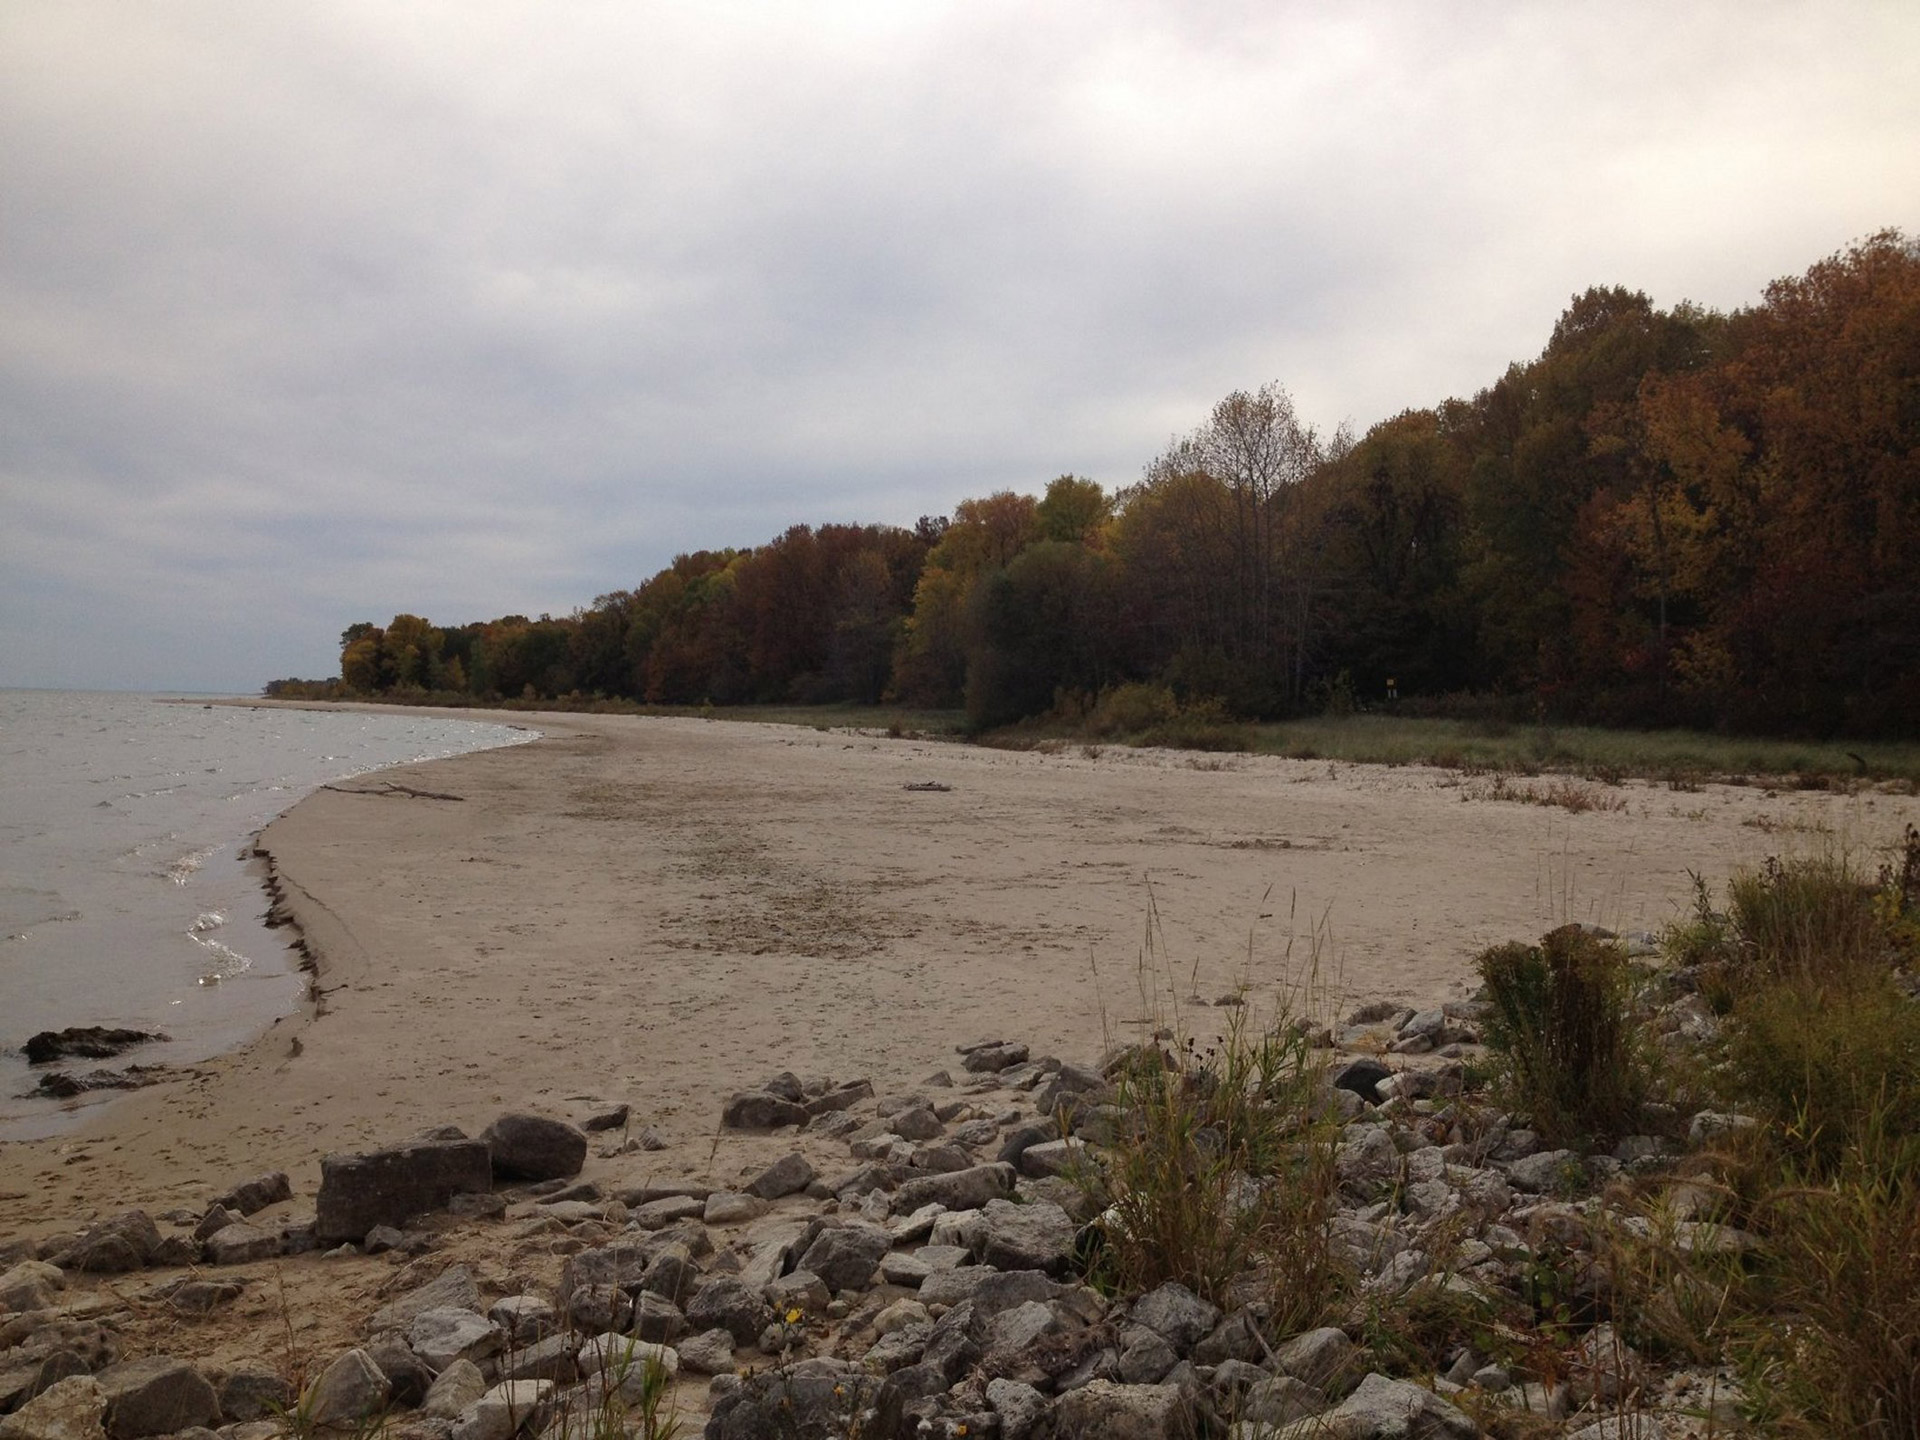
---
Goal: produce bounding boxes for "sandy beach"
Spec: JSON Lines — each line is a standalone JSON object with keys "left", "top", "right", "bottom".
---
{"left": 3, "top": 708, "right": 1914, "bottom": 1239}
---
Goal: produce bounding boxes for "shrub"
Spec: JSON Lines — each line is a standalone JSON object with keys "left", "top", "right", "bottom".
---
{"left": 1726, "top": 854, "right": 1883, "bottom": 986}
{"left": 1476, "top": 925, "right": 1649, "bottom": 1145}
{"left": 1083, "top": 682, "right": 1180, "bottom": 737}
{"left": 1721, "top": 976, "right": 1920, "bottom": 1175}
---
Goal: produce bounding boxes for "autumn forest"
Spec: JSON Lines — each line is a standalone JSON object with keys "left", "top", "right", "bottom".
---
{"left": 289, "top": 233, "right": 1920, "bottom": 738}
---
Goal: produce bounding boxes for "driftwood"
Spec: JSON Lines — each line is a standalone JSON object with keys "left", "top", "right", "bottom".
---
{"left": 903, "top": 781, "right": 953, "bottom": 793}
{"left": 321, "top": 780, "right": 466, "bottom": 802}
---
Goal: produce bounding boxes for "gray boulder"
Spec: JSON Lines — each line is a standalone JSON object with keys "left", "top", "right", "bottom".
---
{"left": 0, "top": 1376, "right": 106, "bottom": 1440}
{"left": 1129, "top": 1281, "right": 1219, "bottom": 1354}
{"left": 976, "top": 1198, "right": 1075, "bottom": 1274}
{"left": 685, "top": 1277, "right": 773, "bottom": 1347}
{"left": 1051, "top": 1380, "right": 1190, "bottom": 1440}
{"left": 407, "top": 1308, "right": 504, "bottom": 1372}
{"left": 480, "top": 1114, "right": 586, "bottom": 1183}
{"left": 298, "top": 1351, "right": 392, "bottom": 1432}
{"left": 720, "top": 1092, "right": 809, "bottom": 1130}
{"left": 986, "top": 1378, "right": 1047, "bottom": 1440}
{"left": 96, "top": 1358, "right": 217, "bottom": 1439}
{"left": 795, "top": 1224, "right": 891, "bottom": 1293}
{"left": 744, "top": 1153, "right": 815, "bottom": 1201}
{"left": 210, "top": 1172, "right": 291, "bottom": 1217}
{"left": 1272, "top": 1327, "right": 1362, "bottom": 1397}
{"left": 1295, "top": 1371, "right": 1477, "bottom": 1438}
{"left": 215, "top": 1367, "right": 290, "bottom": 1424}
{"left": 962, "top": 1043, "right": 1029, "bottom": 1073}
{"left": 202, "top": 1222, "right": 279, "bottom": 1266}
{"left": 892, "top": 1162, "right": 1015, "bottom": 1212}
{"left": 315, "top": 1140, "right": 491, "bottom": 1242}
{"left": 705, "top": 1366, "right": 894, "bottom": 1440}
{"left": 56, "top": 1214, "right": 160, "bottom": 1275}
{"left": 420, "top": 1360, "right": 488, "bottom": 1421}
{"left": 368, "top": 1266, "right": 482, "bottom": 1332}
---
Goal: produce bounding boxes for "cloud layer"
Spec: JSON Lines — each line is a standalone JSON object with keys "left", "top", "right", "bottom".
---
{"left": 3, "top": 1, "right": 1915, "bottom": 690}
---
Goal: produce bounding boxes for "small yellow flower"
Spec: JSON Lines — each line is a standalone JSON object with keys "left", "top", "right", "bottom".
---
{"left": 955, "top": 1427, "right": 968, "bottom": 1437}
{"left": 785, "top": 1307, "right": 803, "bottom": 1324}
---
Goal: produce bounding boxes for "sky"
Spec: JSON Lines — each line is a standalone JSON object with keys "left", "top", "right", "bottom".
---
{"left": 2, "top": 3, "right": 1916, "bottom": 693}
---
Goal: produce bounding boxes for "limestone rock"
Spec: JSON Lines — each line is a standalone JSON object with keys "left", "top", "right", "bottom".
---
{"left": 962, "top": 1043, "right": 1029, "bottom": 1074}
{"left": 1295, "top": 1371, "right": 1477, "bottom": 1438}
{"left": 420, "top": 1359, "right": 488, "bottom": 1421}
{"left": 295, "top": 1351, "right": 389, "bottom": 1436}
{"left": 487, "top": 1295, "right": 556, "bottom": 1344}
{"left": 368, "top": 1266, "right": 482, "bottom": 1332}
{"left": 794, "top": 1224, "right": 891, "bottom": 1293}
{"left": 702, "top": 1192, "right": 767, "bottom": 1226}
{"left": 1051, "top": 1380, "right": 1190, "bottom": 1440}
{"left": 977, "top": 1198, "right": 1076, "bottom": 1274}
{"left": 720, "top": 1092, "right": 809, "bottom": 1130}
{"left": 744, "top": 1153, "right": 815, "bottom": 1201}
{"left": 56, "top": 1214, "right": 160, "bottom": 1274}
{"left": 407, "top": 1308, "right": 504, "bottom": 1372}
{"left": 314, "top": 1140, "right": 491, "bottom": 1242}
{"left": 891, "top": 1162, "right": 1015, "bottom": 1213}
{"left": 1129, "top": 1281, "right": 1220, "bottom": 1354}
{"left": 0, "top": 1376, "right": 107, "bottom": 1440}
{"left": 685, "top": 1277, "right": 772, "bottom": 1347}
{"left": 986, "top": 1377, "right": 1047, "bottom": 1440}
{"left": 450, "top": 1380, "right": 552, "bottom": 1440}
{"left": 0, "top": 1262, "right": 64, "bottom": 1314}
{"left": 202, "top": 1222, "right": 280, "bottom": 1267}
{"left": 480, "top": 1114, "right": 586, "bottom": 1183}
{"left": 1272, "top": 1327, "right": 1361, "bottom": 1397}
{"left": 675, "top": 1329, "right": 735, "bottom": 1377}
{"left": 214, "top": 1368, "right": 290, "bottom": 1425}
{"left": 210, "top": 1173, "right": 291, "bottom": 1217}
{"left": 365, "top": 1333, "right": 435, "bottom": 1409}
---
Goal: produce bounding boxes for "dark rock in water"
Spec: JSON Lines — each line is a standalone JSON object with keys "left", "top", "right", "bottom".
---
{"left": 30, "top": 1065, "right": 167, "bottom": 1099}
{"left": 23, "top": 1028, "right": 167, "bottom": 1066}
{"left": 314, "top": 1140, "right": 491, "bottom": 1242}
{"left": 480, "top": 1113, "right": 587, "bottom": 1182}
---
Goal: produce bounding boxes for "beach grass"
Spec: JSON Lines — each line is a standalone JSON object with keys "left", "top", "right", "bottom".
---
{"left": 1240, "top": 714, "right": 1920, "bottom": 786}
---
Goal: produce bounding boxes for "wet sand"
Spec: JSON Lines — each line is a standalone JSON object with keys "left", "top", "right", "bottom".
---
{"left": 3, "top": 708, "right": 1912, "bottom": 1237}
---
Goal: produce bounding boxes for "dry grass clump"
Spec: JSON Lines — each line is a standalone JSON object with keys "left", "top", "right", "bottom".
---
{"left": 1085, "top": 1017, "right": 1345, "bottom": 1334}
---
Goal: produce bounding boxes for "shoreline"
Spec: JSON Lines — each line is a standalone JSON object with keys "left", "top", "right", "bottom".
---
{"left": 3, "top": 705, "right": 1914, "bottom": 1241}
{"left": 0, "top": 699, "right": 542, "bottom": 1145}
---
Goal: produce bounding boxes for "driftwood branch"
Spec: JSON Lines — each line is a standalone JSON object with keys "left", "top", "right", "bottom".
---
{"left": 321, "top": 780, "right": 465, "bottom": 802}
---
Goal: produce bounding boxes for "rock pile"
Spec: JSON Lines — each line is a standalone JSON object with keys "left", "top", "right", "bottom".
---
{"left": 1, "top": 1026, "right": 1741, "bottom": 1440}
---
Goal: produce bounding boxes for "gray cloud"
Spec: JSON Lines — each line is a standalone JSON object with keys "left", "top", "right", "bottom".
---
{"left": 2, "top": 1, "right": 1916, "bottom": 690}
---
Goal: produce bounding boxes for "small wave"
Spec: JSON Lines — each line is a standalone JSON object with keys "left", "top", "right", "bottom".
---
{"left": 163, "top": 844, "right": 220, "bottom": 885}
{"left": 189, "top": 910, "right": 226, "bottom": 934}
{"left": 189, "top": 933, "right": 253, "bottom": 984}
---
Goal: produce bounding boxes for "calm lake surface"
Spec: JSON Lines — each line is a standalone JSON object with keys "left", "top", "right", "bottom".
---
{"left": 0, "top": 691, "right": 532, "bottom": 1139}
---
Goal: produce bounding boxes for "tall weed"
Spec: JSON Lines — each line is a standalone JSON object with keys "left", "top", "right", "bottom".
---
{"left": 1477, "top": 925, "right": 1650, "bottom": 1146}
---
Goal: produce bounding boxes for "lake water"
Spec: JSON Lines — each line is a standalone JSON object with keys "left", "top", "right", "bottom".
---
{"left": 0, "top": 691, "right": 533, "bottom": 1139}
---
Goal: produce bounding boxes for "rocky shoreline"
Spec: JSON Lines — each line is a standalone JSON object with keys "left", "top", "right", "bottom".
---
{"left": 2, "top": 988, "right": 1739, "bottom": 1440}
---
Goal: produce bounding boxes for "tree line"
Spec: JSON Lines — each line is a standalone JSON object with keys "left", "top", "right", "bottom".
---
{"left": 276, "top": 232, "right": 1920, "bottom": 737}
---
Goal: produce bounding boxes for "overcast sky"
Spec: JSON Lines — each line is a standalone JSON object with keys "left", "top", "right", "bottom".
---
{"left": 2, "top": 3, "right": 1915, "bottom": 692}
